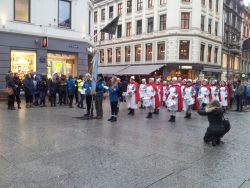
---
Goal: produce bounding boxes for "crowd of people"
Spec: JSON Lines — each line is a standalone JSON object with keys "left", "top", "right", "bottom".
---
{"left": 4, "top": 71, "right": 250, "bottom": 145}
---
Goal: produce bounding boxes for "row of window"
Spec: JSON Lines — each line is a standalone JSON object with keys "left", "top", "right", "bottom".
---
{"left": 13, "top": 0, "right": 89, "bottom": 31}
{"left": 94, "top": 13, "right": 218, "bottom": 42}
{"left": 99, "top": 41, "right": 219, "bottom": 64}
{"left": 94, "top": 0, "right": 220, "bottom": 23}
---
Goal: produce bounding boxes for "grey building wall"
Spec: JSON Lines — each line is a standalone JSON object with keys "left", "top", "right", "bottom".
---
{"left": 0, "top": 31, "right": 90, "bottom": 89}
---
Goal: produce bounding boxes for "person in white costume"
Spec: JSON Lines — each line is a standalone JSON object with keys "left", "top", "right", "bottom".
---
{"left": 127, "top": 76, "right": 137, "bottom": 115}
{"left": 198, "top": 79, "right": 211, "bottom": 108}
{"left": 220, "top": 81, "right": 228, "bottom": 111}
{"left": 183, "top": 79, "right": 196, "bottom": 119}
{"left": 139, "top": 79, "right": 147, "bottom": 109}
{"left": 162, "top": 81, "right": 168, "bottom": 106}
{"left": 181, "top": 79, "right": 187, "bottom": 112}
{"left": 144, "top": 78, "right": 156, "bottom": 119}
{"left": 210, "top": 80, "right": 220, "bottom": 102}
{"left": 167, "top": 77, "right": 182, "bottom": 122}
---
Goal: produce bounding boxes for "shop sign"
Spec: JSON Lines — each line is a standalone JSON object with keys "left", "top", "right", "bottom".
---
{"left": 181, "top": 66, "right": 192, "bottom": 70}
{"left": 69, "top": 44, "right": 79, "bottom": 49}
{"left": 39, "top": 56, "right": 46, "bottom": 63}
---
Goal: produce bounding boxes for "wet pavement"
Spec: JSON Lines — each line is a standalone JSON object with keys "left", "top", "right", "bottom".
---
{"left": 0, "top": 101, "right": 250, "bottom": 188}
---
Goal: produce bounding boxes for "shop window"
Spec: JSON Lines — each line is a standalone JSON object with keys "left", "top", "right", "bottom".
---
{"left": 136, "top": 20, "right": 142, "bottom": 35}
{"left": 47, "top": 53, "right": 77, "bottom": 79}
{"left": 208, "top": 45, "right": 212, "bottom": 63}
{"left": 157, "top": 43, "right": 165, "bottom": 60}
{"left": 146, "top": 43, "right": 152, "bottom": 61}
{"left": 116, "top": 48, "right": 121, "bottom": 63}
{"left": 179, "top": 40, "right": 190, "bottom": 60}
{"left": 11, "top": 50, "right": 36, "bottom": 79}
{"left": 14, "top": 0, "right": 30, "bottom": 22}
{"left": 147, "top": 17, "right": 154, "bottom": 33}
{"left": 108, "top": 49, "right": 112, "bottom": 63}
{"left": 58, "top": 0, "right": 71, "bottom": 28}
{"left": 181, "top": 12, "right": 190, "bottom": 29}
{"left": 135, "top": 45, "right": 141, "bottom": 62}
{"left": 200, "top": 44, "right": 205, "bottom": 62}
{"left": 125, "top": 46, "right": 131, "bottom": 62}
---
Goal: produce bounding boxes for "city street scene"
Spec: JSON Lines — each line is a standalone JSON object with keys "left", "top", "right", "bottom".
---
{"left": 0, "top": 0, "right": 250, "bottom": 187}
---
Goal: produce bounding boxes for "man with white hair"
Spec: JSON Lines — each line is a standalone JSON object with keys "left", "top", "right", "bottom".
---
{"left": 198, "top": 79, "right": 211, "bottom": 108}
{"left": 139, "top": 78, "right": 147, "bottom": 109}
{"left": 126, "top": 76, "right": 139, "bottom": 115}
{"left": 144, "top": 78, "right": 156, "bottom": 118}
{"left": 166, "top": 77, "right": 183, "bottom": 122}
{"left": 183, "top": 79, "right": 196, "bottom": 119}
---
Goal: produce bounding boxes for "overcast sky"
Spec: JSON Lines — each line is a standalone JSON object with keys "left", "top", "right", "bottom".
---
{"left": 244, "top": 0, "right": 250, "bottom": 6}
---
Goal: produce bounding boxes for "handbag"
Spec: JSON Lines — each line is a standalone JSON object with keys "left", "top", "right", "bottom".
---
{"left": 222, "top": 115, "right": 231, "bottom": 133}
{"left": 6, "top": 87, "right": 14, "bottom": 96}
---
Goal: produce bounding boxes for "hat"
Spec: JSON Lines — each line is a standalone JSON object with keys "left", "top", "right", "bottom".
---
{"left": 203, "top": 79, "right": 208, "bottom": 82}
{"left": 172, "top": 77, "right": 177, "bottom": 81}
{"left": 130, "top": 76, "right": 135, "bottom": 80}
{"left": 187, "top": 79, "right": 192, "bottom": 83}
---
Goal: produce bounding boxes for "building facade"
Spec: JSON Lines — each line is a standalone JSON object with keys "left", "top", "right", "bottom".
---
{"left": 0, "top": 0, "right": 94, "bottom": 89}
{"left": 221, "top": 0, "right": 244, "bottom": 81}
{"left": 242, "top": 5, "right": 250, "bottom": 79}
{"left": 94, "top": 0, "right": 223, "bottom": 80}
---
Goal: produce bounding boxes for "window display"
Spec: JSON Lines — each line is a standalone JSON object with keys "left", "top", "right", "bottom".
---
{"left": 47, "top": 53, "right": 76, "bottom": 78}
{"left": 11, "top": 50, "right": 36, "bottom": 79}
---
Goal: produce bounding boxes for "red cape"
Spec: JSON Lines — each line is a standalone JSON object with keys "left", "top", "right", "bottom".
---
{"left": 156, "top": 83, "right": 163, "bottom": 103}
{"left": 134, "top": 81, "right": 140, "bottom": 104}
{"left": 174, "top": 85, "right": 183, "bottom": 112}
{"left": 152, "top": 83, "right": 161, "bottom": 108}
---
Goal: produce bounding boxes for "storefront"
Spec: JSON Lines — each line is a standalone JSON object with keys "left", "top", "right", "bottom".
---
{"left": 11, "top": 50, "right": 36, "bottom": 79}
{"left": 47, "top": 53, "right": 77, "bottom": 78}
{"left": 0, "top": 31, "right": 90, "bottom": 89}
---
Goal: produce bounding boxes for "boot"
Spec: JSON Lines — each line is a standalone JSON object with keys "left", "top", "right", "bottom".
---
{"left": 146, "top": 112, "right": 153, "bottom": 119}
{"left": 168, "top": 115, "right": 174, "bottom": 122}
{"left": 140, "top": 104, "right": 144, "bottom": 109}
{"left": 212, "top": 137, "right": 217, "bottom": 147}
{"left": 187, "top": 113, "right": 191, "bottom": 119}
{"left": 153, "top": 109, "right": 157, "bottom": 114}
{"left": 108, "top": 116, "right": 114, "bottom": 121}
{"left": 172, "top": 116, "right": 176, "bottom": 122}
{"left": 110, "top": 117, "right": 117, "bottom": 122}
{"left": 128, "top": 109, "right": 134, "bottom": 115}
{"left": 18, "top": 103, "right": 21, "bottom": 109}
{"left": 184, "top": 112, "right": 189, "bottom": 118}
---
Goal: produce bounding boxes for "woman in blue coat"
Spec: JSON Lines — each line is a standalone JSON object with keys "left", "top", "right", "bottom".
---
{"left": 105, "top": 77, "right": 120, "bottom": 122}
{"left": 67, "top": 75, "right": 76, "bottom": 108}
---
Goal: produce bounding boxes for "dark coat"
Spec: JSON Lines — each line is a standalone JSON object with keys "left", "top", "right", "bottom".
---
{"left": 49, "top": 80, "right": 58, "bottom": 95}
{"left": 23, "top": 77, "right": 35, "bottom": 96}
{"left": 198, "top": 107, "right": 225, "bottom": 138}
{"left": 7, "top": 77, "right": 16, "bottom": 95}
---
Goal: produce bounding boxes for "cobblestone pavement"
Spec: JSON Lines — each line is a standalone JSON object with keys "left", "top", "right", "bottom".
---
{"left": 0, "top": 101, "right": 249, "bottom": 188}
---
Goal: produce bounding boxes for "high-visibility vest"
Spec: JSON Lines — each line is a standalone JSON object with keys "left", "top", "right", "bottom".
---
{"left": 77, "top": 79, "right": 83, "bottom": 91}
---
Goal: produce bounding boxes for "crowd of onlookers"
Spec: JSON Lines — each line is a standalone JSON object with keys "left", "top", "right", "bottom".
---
{"left": 4, "top": 71, "right": 250, "bottom": 114}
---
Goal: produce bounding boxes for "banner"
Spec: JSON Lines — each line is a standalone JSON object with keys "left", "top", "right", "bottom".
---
{"left": 91, "top": 50, "right": 100, "bottom": 92}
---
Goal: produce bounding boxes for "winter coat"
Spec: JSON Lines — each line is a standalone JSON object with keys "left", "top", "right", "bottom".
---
{"left": 37, "top": 80, "right": 48, "bottom": 92}
{"left": 108, "top": 85, "right": 119, "bottom": 102}
{"left": 7, "top": 78, "right": 16, "bottom": 95}
{"left": 58, "top": 78, "right": 67, "bottom": 92}
{"left": 49, "top": 80, "right": 59, "bottom": 95}
{"left": 67, "top": 77, "right": 75, "bottom": 96}
{"left": 198, "top": 107, "right": 225, "bottom": 137}
{"left": 96, "top": 80, "right": 105, "bottom": 97}
{"left": 13, "top": 77, "right": 22, "bottom": 93}
{"left": 83, "top": 80, "right": 92, "bottom": 96}
{"left": 23, "top": 77, "right": 35, "bottom": 96}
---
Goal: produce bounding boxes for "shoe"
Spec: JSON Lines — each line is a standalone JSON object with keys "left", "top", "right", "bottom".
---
{"left": 212, "top": 137, "right": 217, "bottom": 147}
{"left": 184, "top": 113, "right": 188, "bottom": 118}
{"left": 168, "top": 115, "right": 174, "bottom": 122}
{"left": 128, "top": 109, "right": 134, "bottom": 115}
{"left": 108, "top": 116, "right": 114, "bottom": 121}
{"left": 110, "top": 117, "right": 117, "bottom": 122}
{"left": 216, "top": 138, "right": 221, "bottom": 145}
{"left": 187, "top": 113, "right": 191, "bottom": 119}
{"left": 84, "top": 113, "right": 90, "bottom": 117}
{"left": 172, "top": 116, "right": 176, "bottom": 122}
{"left": 146, "top": 112, "right": 152, "bottom": 119}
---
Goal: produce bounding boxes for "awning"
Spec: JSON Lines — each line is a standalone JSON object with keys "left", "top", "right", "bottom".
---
{"left": 203, "top": 67, "right": 222, "bottom": 73}
{"left": 117, "top": 64, "right": 164, "bottom": 75}
{"left": 98, "top": 65, "right": 128, "bottom": 75}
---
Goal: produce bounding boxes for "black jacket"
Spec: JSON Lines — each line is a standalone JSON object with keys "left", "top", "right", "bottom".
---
{"left": 49, "top": 80, "right": 58, "bottom": 95}
{"left": 198, "top": 107, "right": 225, "bottom": 136}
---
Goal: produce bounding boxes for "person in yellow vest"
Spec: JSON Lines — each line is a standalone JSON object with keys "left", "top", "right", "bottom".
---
{"left": 77, "top": 75, "right": 85, "bottom": 109}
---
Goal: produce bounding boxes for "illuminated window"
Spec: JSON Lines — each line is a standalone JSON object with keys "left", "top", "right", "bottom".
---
{"left": 146, "top": 43, "right": 152, "bottom": 61}
{"left": 135, "top": 45, "right": 141, "bottom": 61}
{"left": 116, "top": 48, "right": 121, "bottom": 63}
{"left": 125, "top": 46, "right": 131, "bottom": 62}
{"left": 157, "top": 43, "right": 165, "bottom": 60}
{"left": 179, "top": 40, "right": 190, "bottom": 60}
{"left": 14, "top": 0, "right": 30, "bottom": 22}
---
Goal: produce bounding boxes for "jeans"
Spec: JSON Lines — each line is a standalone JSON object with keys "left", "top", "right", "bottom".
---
{"left": 95, "top": 96, "right": 103, "bottom": 117}
{"left": 25, "top": 94, "right": 33, "bottom": 104}
{"left": 236, "top": 95, "right": 243, "bottom": 111}
{"left": 40, "top": 91, "right": 47, "bottom": 105}
{"left": 68, "top": 95, "right": 74, "bottom": 107}
{"left": 59, "top": 90, "right": 67, "bottom": 105}
{"left": 110, "top": 101, "right": 118, "bottom": 116}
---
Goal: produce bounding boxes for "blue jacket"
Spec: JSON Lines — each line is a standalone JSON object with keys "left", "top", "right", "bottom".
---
{"left": 109, "top": 85, "right": 119, "bottom": 102}
{"left": 83, "top": 80, "right": 92, "bottom": 96}
{"left": 96, "top": 80, "right": 105, "bottom": 97}
{"left": 67, "top": 77, "right": 76, "bottom": 96}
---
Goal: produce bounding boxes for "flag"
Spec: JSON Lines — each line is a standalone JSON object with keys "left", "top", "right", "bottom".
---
{"left": 91, "top": 50, "right": 100, "bottom": 92}
{"left": 100, "top": 16, "right": 119, "bottom": 35}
